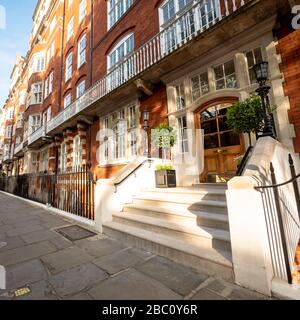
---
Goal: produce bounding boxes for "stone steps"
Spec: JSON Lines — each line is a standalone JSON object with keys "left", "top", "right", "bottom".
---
{"left": 103, "top": 221, "right": 233, "bottom": 280}
{"left": 103, "top": 184, "right": 233, "bottom": 280}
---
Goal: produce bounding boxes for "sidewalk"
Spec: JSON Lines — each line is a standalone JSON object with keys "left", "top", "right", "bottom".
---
{"left": 0, "top": 192, "right": 270, "bottom": 300}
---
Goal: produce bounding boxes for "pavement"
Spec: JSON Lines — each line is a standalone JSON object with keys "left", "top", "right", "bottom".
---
{"left": 0, "top": 192, "right": 271, "bottom": 300}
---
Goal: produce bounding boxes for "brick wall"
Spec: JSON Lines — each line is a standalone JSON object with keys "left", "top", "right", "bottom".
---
{"left": 276, "top": 14, "right": 300, "bottom": 153}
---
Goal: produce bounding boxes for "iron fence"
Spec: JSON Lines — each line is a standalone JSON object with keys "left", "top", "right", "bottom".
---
{"left": 0, "top": 166, "right": 95, "bottom": 221}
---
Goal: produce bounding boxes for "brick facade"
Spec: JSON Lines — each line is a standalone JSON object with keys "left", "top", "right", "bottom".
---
{"left": 276, "top": 13, "right": 300, "bottom": 153}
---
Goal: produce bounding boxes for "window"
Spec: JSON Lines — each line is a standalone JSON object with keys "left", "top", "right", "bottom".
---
{"left": 100, "top": 105, "right": 138, "bottom": 164}
{"left": 246, "top": 47, "right": 263, "bottom": 84}
{"left": 66, "top": 52, "right": 73, "bottom": 81}
{"left": 64, "top": 92, "right": 72, "bottom": 108}
{"left": 79, "top": 0, "right": 87, "bottom": 23}
{"left": 191, "top": 71, "right": 209, "bottom": 101}
{"left": 175, "top": 83, "right": 186, "bottom": 110}
{"left": 108, "top": 33, "right": 134, "bottom": 71}
{"left": 161, "top": 0, "right": 176, "bottom": 24}
{"left": 16, "top": 136, "right": 21, "bottom": 146}
{"left": 7, "top": 108, "right": 14, "bottom": 119}
{"left": 29, "top": 53, "right": 45, "bottom": 75}
{"left": 73, "top": 136, "right": 83, "bottom": 167}
{"left": 31, "top": 153, "right": 38, "bottom": 173}
{"left": 17, "top": 113, "right": 23, "bottom": 128}
{"left": 31, "top": 83, "right": 43, "bottom": 104}
{"left": 44, "top": 78, "right": 49, "bottom": 98}
{"left": 214, "top": 60, "right": 237, "bottom": 90}
{"left": 40, "top": 149, "right": 48, "bottom": 172}
{"left": 76, "top": 80, "right": 85, "bottom": 98}
{"left": 49, "top": 71, "right": 53, "bottom": 94}
{"left": 30, "top": 115, "right": 41, "bottom": 134}
{"left": 47, "top": 106, "right": 52, "bottom": 123}
{"left": 108, "top": 0, "right": 133, "bottom": 29}
{"left": 78, "top": 34, "right": 87, "bottom": 68}
{"left": 67, "top": 17, "right": 74, "bottom": 41}
{"left": 60, "top": 143, "right": 68, "bottom": 172}
{"left": 50, "top": 16, "right": 56, "bottom": 33}
{"left": 178, "top": 116, "right": 189, "bottom": 153}
{"left": 19, "top": 91, "right": 26, "bottom": 105}
{"left": 5, "top": 125, "right": 13, "bottom": 139}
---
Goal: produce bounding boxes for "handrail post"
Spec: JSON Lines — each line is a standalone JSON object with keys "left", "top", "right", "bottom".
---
{"left": 270, "top": 162, "right": 293, "bottom": 284}
{"left": 289, "top": 154, "right": 300, "bottom": 221}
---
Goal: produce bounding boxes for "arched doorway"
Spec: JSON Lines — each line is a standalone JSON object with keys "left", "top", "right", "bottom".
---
{"left": 195, "top": 98, "right": 245, "bottom": 183}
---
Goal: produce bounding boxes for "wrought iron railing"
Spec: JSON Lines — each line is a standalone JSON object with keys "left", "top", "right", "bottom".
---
{"left": 47, "top": 0, "right": 246, "bottom": 133}
{"left": 0, "top": 166, "right": 95, "bottom": 221}
{"left": 255, "top": 154, "right": 300, "bottom": 284}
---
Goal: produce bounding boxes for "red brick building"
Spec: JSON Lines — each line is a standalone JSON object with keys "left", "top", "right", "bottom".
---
{"left": 0, "top": 0, "right": 299, "bottom": 183}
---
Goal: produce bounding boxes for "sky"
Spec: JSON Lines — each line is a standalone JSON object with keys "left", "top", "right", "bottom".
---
{"left": 0, "top": 0, "right": 37, "bottom": 108}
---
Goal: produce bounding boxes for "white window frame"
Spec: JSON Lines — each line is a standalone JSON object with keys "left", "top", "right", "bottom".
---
{"left": 30, "top": 114, "right": 41, "bottom": 134}
{"left": 31, "top": 83, "right": 43, "bottom": 105}
{"left": 60, "top": 142, "right": 68, "bottom": 172}
{"left": 67, "top": 17, "right": 74, "bottom": 41}
{"left": 76, "top": 80, "right": 86, "bottom": 98}
{"left": 79, "top": 0, "right": 87, "bottom": 23}
{"left": 107, "top": 33, "right": 134, "bottom": 71}
{"left": 73, "top": 135, "right": 83, "bottom": 167}
{"left": 64, "top": 92, "right": 72, "bottom": 108}
{"left": 65, "top": 52, "right": 73, "bottom": 82}
{"left": 78, "top": 33, "right": 87, "bottom": 68}
{"left": 108, "top": 0, "right": 134, "bottom": 30}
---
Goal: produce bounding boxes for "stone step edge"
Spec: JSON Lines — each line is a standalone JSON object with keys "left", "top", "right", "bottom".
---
{"left": 112, "top": 212, "right": 231, "bottom": 242}
{"left": 103, "top": 221, "right": 233, "bottom": 268}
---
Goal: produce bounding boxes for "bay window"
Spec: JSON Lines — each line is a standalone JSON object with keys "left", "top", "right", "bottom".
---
{"left": 100, "top": 105, "right": 138, "bottom": 165}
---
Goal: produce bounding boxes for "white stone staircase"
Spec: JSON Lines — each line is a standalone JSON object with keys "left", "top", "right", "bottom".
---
{"left": 103, "top": 184, "right": 233, "bottom": 280}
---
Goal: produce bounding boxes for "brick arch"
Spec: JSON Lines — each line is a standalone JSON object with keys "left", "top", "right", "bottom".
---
{"left": 105, "top": 26, "right": 136, "bottom": 55}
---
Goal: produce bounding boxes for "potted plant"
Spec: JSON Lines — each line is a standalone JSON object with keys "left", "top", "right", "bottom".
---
{"left": 152, "top": 123, "right": 177, "bottom": 188}
{"left": 155, "top": 164, "right": 177, "bottom": 188}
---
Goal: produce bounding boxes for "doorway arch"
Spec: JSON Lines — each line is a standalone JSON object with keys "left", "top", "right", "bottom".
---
{"left": 194, "top": 97, "right": 245, "bottom": 183}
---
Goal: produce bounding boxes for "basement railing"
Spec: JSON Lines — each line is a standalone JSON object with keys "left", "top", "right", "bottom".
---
{"left": 46, "top": 0, "right": 246, "bottom": 133}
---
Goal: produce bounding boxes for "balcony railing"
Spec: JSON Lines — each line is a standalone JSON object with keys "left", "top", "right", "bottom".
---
{"left": 14, "top": 142, "right": 24, "bottom": 155}
{"left": 47, "top": 0, "right": 246, "bottom": 134}
{"left": 28, "top": 125, "right": 46, "bottom": 146}
{"left": 3, "top": 153, "right": 11, "bottom": 162}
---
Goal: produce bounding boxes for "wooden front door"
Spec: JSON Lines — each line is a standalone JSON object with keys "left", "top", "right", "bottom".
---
{"left": 196, "top": 102, "right": 245, "bottom": 183}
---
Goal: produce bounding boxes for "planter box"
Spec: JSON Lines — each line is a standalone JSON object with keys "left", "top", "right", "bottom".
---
{"left": 155, "top": 170, "right": 177, "bottom": 188}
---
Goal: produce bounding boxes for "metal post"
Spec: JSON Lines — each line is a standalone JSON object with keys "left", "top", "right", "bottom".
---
{"left": 270, "top": 162, "right": 293, "bottom": 284}
{"left": 289, "top": 154, "right": 300, "bottom": 220}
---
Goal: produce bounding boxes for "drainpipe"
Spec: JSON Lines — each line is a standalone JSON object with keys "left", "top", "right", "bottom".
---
{"left": 90, "top": 0, "right": 94, "bottom": 87}
{"left": 58, "top": 0, "right": 66, "bottom": 113}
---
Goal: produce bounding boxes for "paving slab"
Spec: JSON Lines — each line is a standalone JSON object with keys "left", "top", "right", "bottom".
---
{"left": 76, "top": 238, "right": 127, "bottom": 259}
{"left": 206, "top": 279, "right": 227, "bottom": 295}
{"left": 50, "top": 236, "right": 73, "bottom": 250}
{"left": 93, "top": 249, "right": 145, "bottom": 275}
{"left": 41, "top": 246, "right": 94, "bottom": 274}
{"left": 0, "top": 241, "right": 57, "bottom": 267}
{"left": 227, "top": 288, "right": 268, "bottom": 300}
{"left": 66, "top": 292, "right": 93, "bottom": 300}
{"left": 191, "top": 288, "right": 226, "bottom": 300}
{"left": 0, "top": 236, "right": 25, "bottom": 252}
{"left": 49, "top": 263, "right": 107, "bottom": 297}
{"left": 6, "top": 224, "right": 45, "bottom": 237}
{"left": 88, "top": 269, "right": 182, "bottom": 300}
{"left": 6, "top": 259, "right": 48, "bottom": 290}
{"left": 136, "top": 256, "right": 208, "bottom": 296}
{"left": 21, "top": 229, "right": 58, "bottom": 244}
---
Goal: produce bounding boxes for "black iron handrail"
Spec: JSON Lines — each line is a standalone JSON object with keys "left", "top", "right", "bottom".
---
{"left": 255, "top": 173, "right": 300, "bottom": 190}
{"left": 236, "top": 146, "right": 254, "bottom": 176}
{"left": 114, "top": 158, "right": 152, "bottom": 193}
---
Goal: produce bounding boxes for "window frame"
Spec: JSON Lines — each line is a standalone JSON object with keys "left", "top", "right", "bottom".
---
{"left": 78, "top": 33, "right": 87, "bottom": 68}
